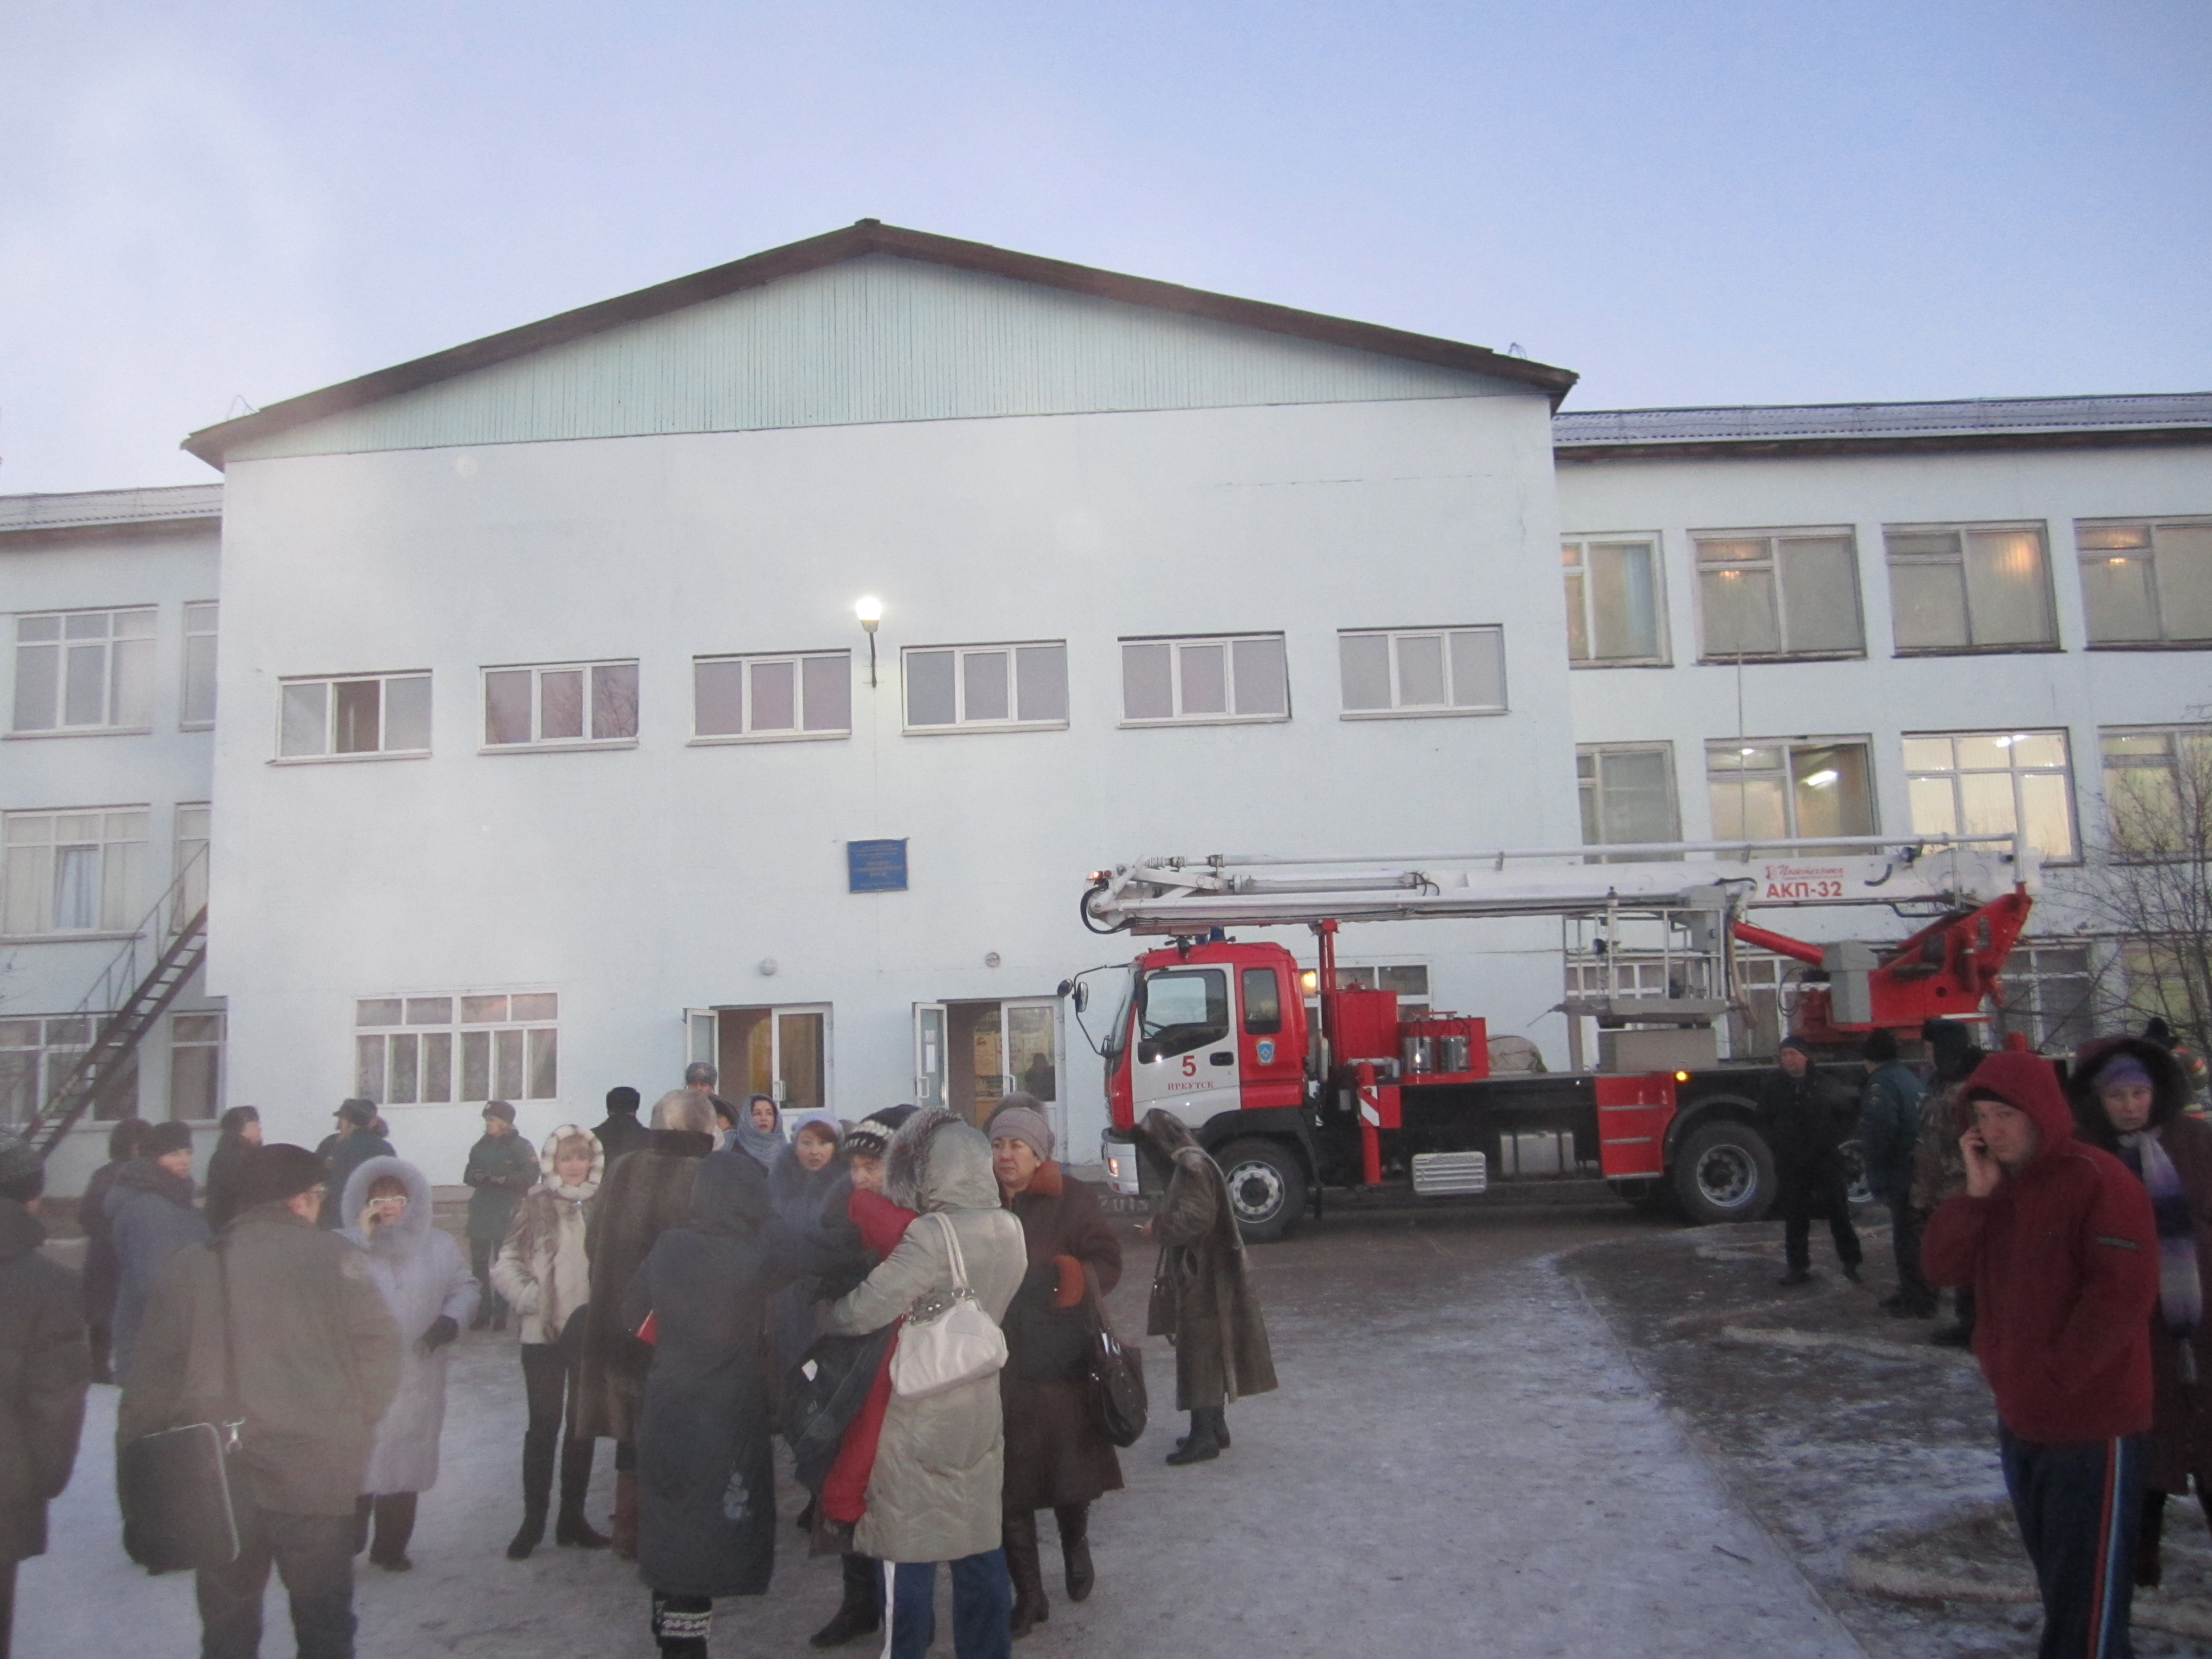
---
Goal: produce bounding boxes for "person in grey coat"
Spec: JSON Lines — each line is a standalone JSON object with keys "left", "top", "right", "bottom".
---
{"left": 105, "top": 1120, "right": 210, "bottom": 1388}
{"left": 0, "top": 1131, "right": 90, "bottom": 1659}
{"left": 823, "top": 1108, "right": 1026, "bottom": 1659}
{"left": 339, "top": 1156, "right": 478, "bottom": 1571}
{"left": 463, "top": 1101, "right": 539, "bottom": 1330}
{"left": 1857, "top": 1028, "right": 1934, "bottom": 1317}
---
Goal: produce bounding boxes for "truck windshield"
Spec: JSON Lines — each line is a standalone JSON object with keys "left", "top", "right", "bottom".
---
{"left": 1139, "top": 967, "right": 1229, "bottom": 1058}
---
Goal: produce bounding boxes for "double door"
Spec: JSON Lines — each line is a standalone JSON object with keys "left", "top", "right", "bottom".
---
{"left": 914, "top": 998, "right": 1059, "bottom": 1130}
{"left": 686, "top": 1004, "right": 830, "bottom": 1112}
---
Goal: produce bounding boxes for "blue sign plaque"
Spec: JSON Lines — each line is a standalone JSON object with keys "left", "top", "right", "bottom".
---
{"left": 847, "top": 838, "right": 909, "bottom": 894}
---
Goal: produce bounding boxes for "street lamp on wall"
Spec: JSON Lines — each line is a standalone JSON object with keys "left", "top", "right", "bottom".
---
{"left": 855, "top": 595, "right": 883, "bottom": 688}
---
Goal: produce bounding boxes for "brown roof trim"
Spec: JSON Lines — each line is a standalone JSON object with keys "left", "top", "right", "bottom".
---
{"left": 183, "top": 221, "right": 1577, "bottom": 467}
{"left": 1555, "top": 426, "right": 2212, "bottom": 463}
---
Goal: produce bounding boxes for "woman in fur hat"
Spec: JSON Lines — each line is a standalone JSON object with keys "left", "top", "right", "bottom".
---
{"left": 339, "top": 1156, "right": 479, "bottom": 1570}
{"left": 491, "top": 1124, "right": 608, "bottom": 1558}
{"left": 2071, "top": 1033, "right": 2212, "bottom": 1587}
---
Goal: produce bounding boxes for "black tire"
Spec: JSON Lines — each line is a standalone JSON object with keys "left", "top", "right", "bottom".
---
{"left": 1671, "top": 1118, "right": 1777, "bottom": 1225}
{"left": 1214, "top": 1138, "right": 1307, "bottom": 1244}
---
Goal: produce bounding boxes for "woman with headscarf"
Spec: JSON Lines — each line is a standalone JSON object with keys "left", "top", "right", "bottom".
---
{"left": 2070, "top": 1033, "right": 2212, "bottom": 1588}
{"left": 77, "top": 1116, "right": 145, "bottom": 1382}
{"left": 1137, "top": 1109, "right": 1277, "bottom": 1466}
{"left": 578, "top": 1089, "right": 719, "bottom": 1559}
{"left": 202, "top": 1106, "right": 262, "bottom": 1233}
{"left": 822, "top": 1108, "right": 1027, "bottom": 1659}
{"left": 727, "top": 1093, "right": 785, "bottom": 1172}
{"left": 339, "top": 1156, "right": 479, "bottom": 1570}
{"left": 767, "top": 1112, "right": 850, "bottom": 1389}
{"left": 491, "top": 1124, "right": 607, "bottom": 1558}
{"left": 621, "top": 1151, "right": 778, "bottom": 1659}
{"left": 984, "top": 1096, "right": 1122, "bottom": 1635}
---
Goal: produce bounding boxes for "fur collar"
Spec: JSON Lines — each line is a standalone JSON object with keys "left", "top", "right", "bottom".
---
{"left": 1005, "top": 1159, "right": 1064, "bottom": 1204}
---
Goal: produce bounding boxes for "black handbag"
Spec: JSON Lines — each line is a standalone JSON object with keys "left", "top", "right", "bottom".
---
{"left": 118, "top": 1244, "right": 243, "bottom": 1574}
{"left": 1084, "top": 1279, "right": 1148, "bottom": 1449}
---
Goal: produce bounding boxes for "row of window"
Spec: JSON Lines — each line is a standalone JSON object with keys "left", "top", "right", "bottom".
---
{"left": 1564, "top": 515, "right": 2212, "bottom": 667}
{"left": 1, "top": 804, "right": 206, "bottom": 938}
{"left": 9, "top": 603, "right": 219, "bottom": 735}
{"left": 268, "top": 627, "right": 1511, "bottom": 759}
{"left": 1577, "top": 722, "right": 2211, "bottom": 861}
{"left": 0, "top": 1010, "right": 223, "bottom": 1126}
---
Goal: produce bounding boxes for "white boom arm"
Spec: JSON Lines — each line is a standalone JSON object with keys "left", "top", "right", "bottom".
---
{"left": 1082, "top": 835, "right": 2036, "bottom": 935}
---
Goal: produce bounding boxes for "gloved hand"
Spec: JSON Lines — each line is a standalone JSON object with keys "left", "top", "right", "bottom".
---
{"left": 416, "top": 1315, "right": 460, "bottom": 1355}
{"left": 1051, "top": 1254, "right": 1088, "bottom": 1309}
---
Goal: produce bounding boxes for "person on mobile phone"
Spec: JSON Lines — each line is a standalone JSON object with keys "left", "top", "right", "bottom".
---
{"left": 1924, "top": 1051, "right": 2159, "bottom": 1659}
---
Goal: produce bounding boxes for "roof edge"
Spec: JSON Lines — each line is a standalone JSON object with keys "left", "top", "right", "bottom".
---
{"left": 0, "top": 483, "right": 225, "bottom": 538}
{"left": 1555, "top": 426, "right": 2212, "bottom": 463}
{"left": 183, "top": 222, "right": 1577, "bottom": 467}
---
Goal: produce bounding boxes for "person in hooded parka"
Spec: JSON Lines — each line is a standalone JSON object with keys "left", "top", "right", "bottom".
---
{"left": 822, "top": 1108, "right": 1027, "bottom": 1659}
{"left": 339, "top": 1156, "right": 479, "bottom": 1571}
{"left": 620, "top": 1150, "right": 778, "bottom": 1659}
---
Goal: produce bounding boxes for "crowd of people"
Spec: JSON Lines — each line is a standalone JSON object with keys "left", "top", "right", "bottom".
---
{"left": 0, "top": 1066, "right": 1275, "bottom": 1659}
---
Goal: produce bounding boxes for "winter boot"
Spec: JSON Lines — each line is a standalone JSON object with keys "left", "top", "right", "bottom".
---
{"left": 1166, "top": 1409, "right": 1221, "bottom": 1465}
{"left": 1055, "top": 1503, "right": 1095, "bottom": 1602}
{"left": 652, "top": 1592, "right": 712, "bottom": 1659}
{"left": 555, "top": 1439, "right": 609, "bottom": 1548}
{"left": 2137, "top": 1489, "right": 2168, "bottom": 1589}
{"left": 1175, "top": 1407, "right": 1230, "bottom": 1452}
{"left": 1004, "top": 1508, "right": 1050, "bottom": 1637}
{"left": 612, "top": 1468, "right": 642, "bottom": 1561}
{"left": 368, "top": 1492, "right": 417, "bottom": 1570}
{"left": 508, "top": 1422, "right": 557, "bottom": 1559}
{"left": 810, "top": 1552, "right": 883, "bottom": 1647}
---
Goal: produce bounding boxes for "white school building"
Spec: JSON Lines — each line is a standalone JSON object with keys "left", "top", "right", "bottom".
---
{"left": 5, "top": 222, "right": 2208, "bottom": 1193}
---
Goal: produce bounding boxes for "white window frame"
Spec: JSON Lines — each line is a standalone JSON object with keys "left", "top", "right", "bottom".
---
{"left": 1118, "top": 632, "right": 1289, "bottom": 728}
{"left": 168, "top": 1011, "right": 225, "bottom": 1122}
{"left": 180, "top": 601, "right": 219, "bottom": 730}
{"left": 2076, "top": 518, "right": 2212, "bottom": 648}
{"left": 1692, "top": 527, "right": 1866, "bottom": 662}
{"left": 1337, "top": 626, "right": 1507, "bottom": 718}
{"left": 1902, "top": 729, "right": 2078, "bottom": 862}
{"left": 2, "top": 805, "right": 150, "bottom": 939}
{"left": 901, "top": 641, "right": 1069, "bottom": 735}
{"left": 1577, "top": 743, "right": 1681, "bottom": 858}
{"left": 0, "top": 1013, "right": 137, "bottom": 1126}
{"left": 1993, "top": 943, "right": 2098, "bottom": 1055}
{"left": 275, "top": 671, "right": 432, "bottom": 762}
{"left": 481, "top": 658, "right": 639, "bottom": 752}
{"left": 1705, "top": 736, "right": 1878, "bottom": 842}
{"left": 1561, "top": 535, "right": 1669, "bottom": 667}
{"left": 1884, "top": 521, "right": 2060, "bottom": 654}
{"left": 2098, "top": 724, "right": 2212, "bottom": 858}
{"left": 174, "top": 802, "right": 209, "bottom": 920}
{"left": 691, "top": 649, "right": 853, "bottom": 744}
{"left": 10, "top": 605, "right": 157, "bottom": 736}
{"left": 354, "top": 990, "right": 559, "bottom": 1108}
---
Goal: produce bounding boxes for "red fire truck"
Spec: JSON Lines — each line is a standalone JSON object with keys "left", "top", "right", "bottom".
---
{"left": 1076, "top": 837, "right": 2034, "bottom": 1240}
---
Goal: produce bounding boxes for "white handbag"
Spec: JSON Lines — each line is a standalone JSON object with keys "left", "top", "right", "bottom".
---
{"left": 890, "top": 1213, "right": 1009, "bottom": 1400}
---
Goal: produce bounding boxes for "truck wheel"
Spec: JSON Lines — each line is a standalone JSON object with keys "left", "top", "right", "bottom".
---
{"left": 1215, "top": 1139, "right": 1307, "bottom": 1244}
{"left": 1671, "top": 1120, "right": 1775, "bottom": 1225}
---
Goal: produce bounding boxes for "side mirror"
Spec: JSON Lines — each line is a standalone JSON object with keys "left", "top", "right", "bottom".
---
{"left": 1072, "top": 983, "right": 1090, "bottom": 1013}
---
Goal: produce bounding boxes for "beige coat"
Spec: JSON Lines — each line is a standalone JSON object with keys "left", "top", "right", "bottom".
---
{"left": 490, "top": 1126, "right": 603, "bottom": 1346}
{"left": 824, "top": 1109, "right": 1025, "bottom": 1565}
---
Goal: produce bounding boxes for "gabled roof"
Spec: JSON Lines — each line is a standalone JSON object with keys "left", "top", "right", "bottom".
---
{"left": 183, "top": 221, "right": 1577, "bottom": 466}
{"left": 1554, "top": 392, "right": 2212, "bottom": 461}
{"left": 0, "top": 483, "right": 224, "bottom": 538}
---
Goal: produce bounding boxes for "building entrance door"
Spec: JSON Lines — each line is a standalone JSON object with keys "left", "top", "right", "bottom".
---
{"left": 919, "top": 998, "right": 1059, "bottom": 1130}
{"left": 684, "top": 1004, "right": 831, "bottom": 1112}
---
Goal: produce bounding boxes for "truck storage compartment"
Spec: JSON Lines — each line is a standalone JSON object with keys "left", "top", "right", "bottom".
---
{"left": 1411, "top": 1151, "right": 1488, "bottom": 1196}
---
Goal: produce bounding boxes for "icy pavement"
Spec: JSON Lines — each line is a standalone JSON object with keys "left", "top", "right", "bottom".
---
{"left": 19, "top": 1204, "right": 1868, "bottom": 1657}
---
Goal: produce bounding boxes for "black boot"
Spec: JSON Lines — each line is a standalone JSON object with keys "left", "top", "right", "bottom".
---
{"left": 1175, "top": 1407, "right": 1230, "bottom": 1452}
{"left": 652, "top": 1592, "right": 711, "bottom": 1659}
{"left": 1055, "top": 1503, "right": 1094, "bottom": 1602}
{"left": 2137, "top": 1488, "right": 2168, "bottom": 1589}
{"left": 1005, "top": 1508, "right": 1049, "bottom": 1637}
{"left": 1166, "top": 1408, "right": 1221, "bottom": 1465}
{"left": 810, "top": 1553, "right": 883, "bottom": 1648}
{"left": 368, "top": 1492, "right": 416, "bottom": 1570}
{"left": 509, "top": 1422, "right": 556, "bottom": 1559}
{"left": 555, "top": 1439, "right": 608, "bottom": 1548}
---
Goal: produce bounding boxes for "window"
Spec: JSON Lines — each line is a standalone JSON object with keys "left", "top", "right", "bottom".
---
{"left": 1562, "top": 538, "right": 1665, "bottom": 665}
{"left": 354, "top": 991, "right": 557, "bottom": 1105}
{"left": 1707, "top": 739, "right": 1876, "bottom": 843}
{"left": 1338, "top": 627, "right": 1506, "bottom": 716}
{"left": 1138, "top": 967, "right": 1229, "bottom": 1058}
{"left": 903, "top": 642, "right": 1068, "bottom": 732}
{"left": 1578, "top": 745, "right": 1679, "bottom": 856}
{"left": 12, "top": 607, "right": 155, "bottom": 733}
{"left": 1120, "top": 633, "right": 1287, "bottom": 726}
{"left": 693, "top": 650, "right": 851, "bottom": 741}
{"left": 1324, "top": 963, "right": 1431, "bottom": 1015}
{"left": 1241, "top": 967, "right": 1283, "bottom": 1034}
{"left": 175, "top": 804, "right": 209, "bottom": 919}
{"left": 169, "top": 1013, "right": 223, "bottom": 1121}
{"left": 1993, "top": 945, "right": 2096, "bottom": 1055}
{"left": 2077, "top": 519, "right": 2212, "bottom": 647}
{"left": 483, "top": 660, "right": 637, "bottom": 749}
{"left": 279, "top": 672, "right": 431, "bottom": 758}
{"left": 181, "top": 602, "right": 218, "bottom": 728}
{"left": 1885, "top": 524, "right": 2057, "bottom": 653}
{"left": 2099, "top": 726, "right": 2212, "bottom": 854}
{"left": 0, "top": 1015, "right": 135, "bottom": 1125}
{"left": 2, "top": 808, "right": 148, "bottom": 935}
{"left": 1693, "top": 530, "right": 1863, "bottom": 659}
{"left": 1903, "top": 731, "right": 2076, "bottom": 859}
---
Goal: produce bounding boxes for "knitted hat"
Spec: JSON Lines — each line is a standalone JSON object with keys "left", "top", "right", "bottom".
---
{"left": 1862, "top": 1028, "right": 1900, "bottom": 1064}
{"left": 844, "top": 1104, "right": 919, "bottom": 1161}
{"left": 605, "top": 1086, "right": 642, "bottom": 1114}
{"left": 482, "top": 1099, "right": 517, "bottom": 1123}
{"left": 229, "top": 1144, "right": 329, "bottom": 1211}
{"left": 142, "top": 1120, "right": 195, "bottom": 1158}
{"left": 2094, "top": 1052, "right": 2154, "bottom": 1093}
{"left": 335, "top": 1098, "right": 377, "bottom": 1126}
{"left": 0, "top": 1130, "right": 43, "bottom": 1204}
{"left": 1778, "top": 1036, "right": 1815, "bottom": 1058}
{"left": 985, "top": 1097, "right": 1054, "bottom": 1163}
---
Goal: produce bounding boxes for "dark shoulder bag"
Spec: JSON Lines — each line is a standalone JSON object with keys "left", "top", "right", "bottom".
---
{"left": 1084, "top": 1273, "right": 1148, "bottom": 1449}
{"left": 118, "top": 1244, "right": 243, "bottom": 1574}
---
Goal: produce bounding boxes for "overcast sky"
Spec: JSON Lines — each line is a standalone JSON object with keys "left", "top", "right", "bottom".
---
{"left": 4, "top": 0, "right": 2207, "bottom": 494}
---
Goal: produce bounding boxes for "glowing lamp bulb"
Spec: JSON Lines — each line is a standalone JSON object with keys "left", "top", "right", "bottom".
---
{"left": 854, "top": 595, "right": 884, "bottom": 630}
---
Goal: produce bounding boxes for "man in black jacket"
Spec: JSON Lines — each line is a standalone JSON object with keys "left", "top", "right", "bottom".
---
{"left": 0, "top": 1129, "right": 91, "bottom": 1659}
{"left": 1764, "top": 1037, "right": 1864, "bottom": 1287}
{"left": 592, "top": 1086, "right": 652, "bottom": 1167}
{"left": 321, "top": 1100, "right": 394, "bottom": 1228}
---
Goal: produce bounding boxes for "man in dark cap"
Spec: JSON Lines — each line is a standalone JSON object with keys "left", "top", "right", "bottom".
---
{"left": 1857, "top": 1029, "right": 1934, "bottom": 1317}
{"left": 593, "top": 1086, "right": 652, "bottom": 1167}
{"left": 463, "top": 1101, "right": 538, "bottom": 1330}
{"left": 322, "top": 1101, "right": 393, "bottom": 1229}
{"left": 123, "top": 1144, "right": 401, "bottom": 1659}
{"left": 1763, "top": 1037, "right": 1864, "bottom": 1286}
{"left": 105, "top": 1120, "right": 210, "bottom": 1386}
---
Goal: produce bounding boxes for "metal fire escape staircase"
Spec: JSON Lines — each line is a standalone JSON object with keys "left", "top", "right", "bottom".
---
{"left": 26, "top": 850, "right": 209, "bottom": 1158}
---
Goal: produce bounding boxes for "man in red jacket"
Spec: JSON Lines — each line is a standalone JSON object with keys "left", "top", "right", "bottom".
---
{"left": 1924, "top": 1050, "right": 2159, "bottom": 1659}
